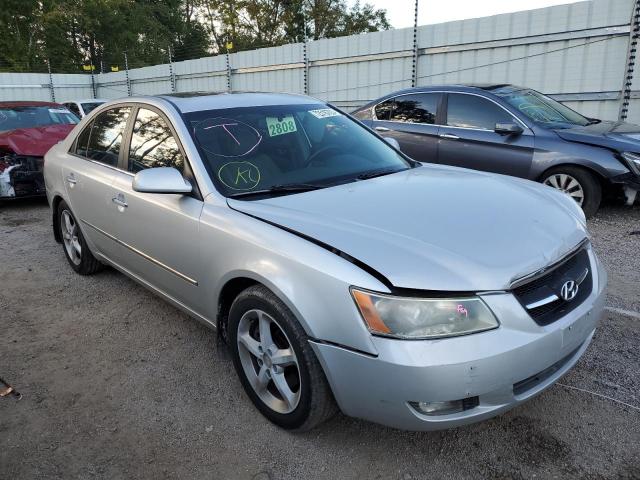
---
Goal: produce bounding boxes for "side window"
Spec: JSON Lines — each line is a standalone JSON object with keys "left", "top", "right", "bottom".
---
{"left": 374, "top": 99, "right": 395, "bottom": 121}
{"left": 446, "top": 94, "right": 515, "bottom": 130}
{"left": 128, "top": 108, "right": 184, "bottom": 173}
{"left": 85, "top": 107, "right": 131, "bottom": 166}
{"left": 391, "top": 93, "right": 440, "bottom": 124}
{"left": 74, "top": 121, "right": 93, "bottom": 157}
{"left": 66, "top": 103, "right": 81, "bottom": 117}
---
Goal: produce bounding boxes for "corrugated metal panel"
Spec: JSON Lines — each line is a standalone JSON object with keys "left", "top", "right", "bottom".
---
{"left": 0, "top": 0, "right": 635, "bottom": 121}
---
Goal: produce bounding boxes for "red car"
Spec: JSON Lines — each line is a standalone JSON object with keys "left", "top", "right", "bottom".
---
{"left": 0, "top": 101, "right": 78, "bottom": 198}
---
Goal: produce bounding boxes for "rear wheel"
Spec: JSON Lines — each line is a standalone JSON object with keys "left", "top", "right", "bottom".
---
{"left": 228, "top": 285, "right": 337, "bottom": 431}
{"left": 57, "top": 200, "right": 103, "bottom": 275}
{"left": 542, "top": 166, "right": 601, "bottom": 218}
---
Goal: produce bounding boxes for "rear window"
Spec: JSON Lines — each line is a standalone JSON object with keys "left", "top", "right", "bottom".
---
{"left": 0, "top": 106, "right": 78, "bottom": 132}
{"left": 391, "top": 93, "right": 440, "bottom": 124}
{"left": 81, "top": 107, "right": 131, "bottom": 167}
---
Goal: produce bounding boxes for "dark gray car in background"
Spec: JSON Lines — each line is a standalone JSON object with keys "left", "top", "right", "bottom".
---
{"left": 352, "top": 84, "right": 640, "bottom": 217}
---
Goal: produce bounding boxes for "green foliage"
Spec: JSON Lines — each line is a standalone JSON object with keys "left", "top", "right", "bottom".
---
{"left": 0, "top": 0, "right": 390, "bottom": 72}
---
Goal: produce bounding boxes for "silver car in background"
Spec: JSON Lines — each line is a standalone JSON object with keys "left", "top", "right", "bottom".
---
{"left": 44, "top": 92, "right": 607, "bottom": 431}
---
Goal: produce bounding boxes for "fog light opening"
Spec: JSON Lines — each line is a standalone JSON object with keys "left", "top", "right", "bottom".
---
{"left": 410, "top": 396, "right": 479, "bottom": 416}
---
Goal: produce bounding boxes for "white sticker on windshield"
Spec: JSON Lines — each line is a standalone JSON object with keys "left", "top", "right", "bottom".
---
{"left": 308, "top": 108, "right": 341, "bottom": 119}
{"left": 49, "top": 108, "right": 70, "bottom": 114}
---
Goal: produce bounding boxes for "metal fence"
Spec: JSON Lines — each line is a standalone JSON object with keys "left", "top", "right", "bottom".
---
{"left": 1, "top": 0, "right": 638, "bottom": 122}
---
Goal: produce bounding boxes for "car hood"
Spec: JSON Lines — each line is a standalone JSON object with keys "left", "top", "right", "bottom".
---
{"left": 0, "top": 124, "right": 75, "bottom": 156}
{"left": 228, "top": 165, "right": 587, "bottom": 291}
{"left": 554, "top": 120, "right": 640, "bottom": 151}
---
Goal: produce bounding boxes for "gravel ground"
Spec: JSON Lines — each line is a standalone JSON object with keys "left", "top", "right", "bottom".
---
{"left": 1, "top": 200, "right": 639, "bottom": 480}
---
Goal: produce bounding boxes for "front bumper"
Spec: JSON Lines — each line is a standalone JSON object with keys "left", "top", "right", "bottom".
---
{"left": 312, "top": 250, "right": 607, "bottom": 431}
{"left": 610, "top": 172, "right": 640, "bottom": 205}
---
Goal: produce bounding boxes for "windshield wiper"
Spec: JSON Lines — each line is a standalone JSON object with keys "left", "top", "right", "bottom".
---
{"left": 587, "top": 118, "right": 602, "bottom": 125}
{"left": 356, "top": 167, "right": 405, "bottom": 181}
{"left": 227, "top": 183, "right": 326, "bottom": 199}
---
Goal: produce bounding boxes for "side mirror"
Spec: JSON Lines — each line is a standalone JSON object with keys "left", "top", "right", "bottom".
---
{"left": 384, "top": 137, "right": 401, "bottom": 150}
{"left": 495, "top": 122, "right": 524, "bottom": 136}
{"left": 132, "top": 167, "right": 192, "bottom": 194}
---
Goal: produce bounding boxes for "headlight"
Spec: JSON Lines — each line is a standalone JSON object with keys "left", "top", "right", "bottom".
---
{"left": 621, "top": 152, "right": 640, "bottom": 175}
{"left": 351, "top": 288, "right": 499, "bottom": 339}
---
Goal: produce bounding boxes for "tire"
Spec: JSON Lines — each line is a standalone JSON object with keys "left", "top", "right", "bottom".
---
{"left": 57, "top": 200, "right": 103, "bottom": 275}
{"left": 542, "top": 166, "right": 601, "bottom": 218}
{"left": 228, "top": 285, "right": 337, "bottom": 431}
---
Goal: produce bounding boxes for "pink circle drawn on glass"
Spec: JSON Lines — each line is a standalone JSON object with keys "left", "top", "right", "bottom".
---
{"left": 195, "top": 117, "right": 262, "bottom": 158}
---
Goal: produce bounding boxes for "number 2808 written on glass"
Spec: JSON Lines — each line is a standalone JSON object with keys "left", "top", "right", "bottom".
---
{"left": 266, "top": 116, "right": 297, "bottom": 137}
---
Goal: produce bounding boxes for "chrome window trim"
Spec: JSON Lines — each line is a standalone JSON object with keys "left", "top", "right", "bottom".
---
{"left": 509, "top": 238, "right": 590, "bottom": 290}
{"left": 68, "top": 153, "right": 134, "bottom": 176}
{"left": 81, "top": 219, "right": 198, "bottom": 286}
{"left": 371, "top": 90, "right": 531, "bottom": 132}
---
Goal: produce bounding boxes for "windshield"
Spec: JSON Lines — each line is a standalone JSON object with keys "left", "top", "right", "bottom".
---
{"left": 0, "top": 105, "right": 78, "bottom": 132}
{"left": 492, "top": 88, "right": 590, "bottom": 128}
{"left": 81, "top": 102, "right": 104, "bottom": 115}
{"left": 185, "top": 104, "right": 412, "bottom": 197}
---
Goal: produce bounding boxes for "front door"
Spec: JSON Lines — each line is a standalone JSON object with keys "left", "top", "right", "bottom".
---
{"left": 109, "top": 106, "right": 204, "bottom": 310}
{"left": 437, "top": 93, "right": 534, "bottom": 178}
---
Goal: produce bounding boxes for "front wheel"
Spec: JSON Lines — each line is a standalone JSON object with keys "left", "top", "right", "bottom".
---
{"left": 542, "top": 166, "right": 601, "bottom": 218}
{"left": 228, "top": 285, "right": 337, "bottom": 431}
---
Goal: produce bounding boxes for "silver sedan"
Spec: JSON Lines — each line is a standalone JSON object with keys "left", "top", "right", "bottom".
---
{"left": 44, "top": 92, "right": 606, "bottom": 431}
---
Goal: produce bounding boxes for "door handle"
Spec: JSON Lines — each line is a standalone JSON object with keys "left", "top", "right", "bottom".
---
{"left": 375, "top": 126, "right": 390, "bottom": 132}
{"left": 112, "top": 194, "right": 128, "bottom": 208}
{"left": 439, "top": 133, "right": 460, "bottom": 140}
{"left": 65, "top": 173, "right": 77, "bottom": 185}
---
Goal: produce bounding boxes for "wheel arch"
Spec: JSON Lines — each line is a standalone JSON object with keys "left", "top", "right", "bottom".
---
{"left": 537, "top": 162, "right": 608, "bottom": 189}
{"left": 216, "top": 276, "right": 261, "bottom": 342}
{"left": 51, "top": 194, "right": 64, "bottom": 243}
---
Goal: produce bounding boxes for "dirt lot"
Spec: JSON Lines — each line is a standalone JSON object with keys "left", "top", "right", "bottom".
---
{"left": 1, "top": 200, "right": 639, "bottom": 480}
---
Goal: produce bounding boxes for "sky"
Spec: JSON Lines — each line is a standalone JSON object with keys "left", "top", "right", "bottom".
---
{"left": 358, "top": 0, "right": 586, "bottom": 28}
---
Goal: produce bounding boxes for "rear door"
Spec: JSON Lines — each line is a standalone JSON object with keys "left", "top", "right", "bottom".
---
{"left": 61, "top": 106, "right": 132, "bottom": 260}
{"left": 370, "top": 93, "right": 442, "bottom": 163}
{"left": 109, "top": 105, "right": 204, "bottom": 309}
{"left": 437, "top": 93, "right": 534, "bottom": 177}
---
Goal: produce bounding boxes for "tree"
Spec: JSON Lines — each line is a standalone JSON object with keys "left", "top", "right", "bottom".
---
{"left": 199, "top": 0, "right": 391, "bottom": 51}
{"left": 0, "top": 0, "right": 390, "bottom": 72}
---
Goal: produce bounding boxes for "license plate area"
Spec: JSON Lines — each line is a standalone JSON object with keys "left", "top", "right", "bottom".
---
{"left": 562, "top": 309, "right": 594, "bottom": 349}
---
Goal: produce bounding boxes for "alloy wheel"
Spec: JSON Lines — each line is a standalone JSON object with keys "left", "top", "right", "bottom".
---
{"left": 236, "top": 309, "right": 301, "bottom": 414}
{"left": 543, "top": 173, "right": 585, "bottom": 206}
{"left": 61, "top": 210, "right": 81, "bottom": 265}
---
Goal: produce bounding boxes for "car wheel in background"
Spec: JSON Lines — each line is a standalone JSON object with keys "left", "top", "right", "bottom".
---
{"left": 57, "top": 200, "right": 103, "bottom": 275}
{"left": 542, "top": 166, "right": 601, "bottom": 218}
{"left": 228, "top": 284, "right": 337, "bottom": 431}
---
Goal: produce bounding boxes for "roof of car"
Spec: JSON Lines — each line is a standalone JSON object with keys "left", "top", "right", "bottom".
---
{"left": 0, "top": 101, "right": 64, "bottom": 108}
{"left": 384, "top": 83, "right": 520, "bottom": 96}
{"left": 158, "top": 91, "right": 324, "bottom": 113}
{"left": 65, "top": 99, "right": 107, "bottom": 104}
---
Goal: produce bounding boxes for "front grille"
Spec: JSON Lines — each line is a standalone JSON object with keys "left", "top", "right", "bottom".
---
{"left": 462, "top": 396, "right": 480, "bottom": 411}
{"left": 513, "top": 345, "right": 581, "bottom": 396}
{"left": 512, "top": 246, "right": 593, "bottom": 326}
